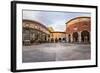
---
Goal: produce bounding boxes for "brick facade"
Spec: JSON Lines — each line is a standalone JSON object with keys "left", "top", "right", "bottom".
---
{"left": 66, "top": 17, "right": 91, "bottom": 43}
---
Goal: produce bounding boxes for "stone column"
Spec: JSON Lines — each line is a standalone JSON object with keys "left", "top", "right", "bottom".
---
{"left": 78, "top": 31, "right": 81, "bottom": 43}
{"left": 89, "top": 32, "right": 91, "bottom": 43}
{"left": 66, "top": 34, "right": 68, "bottom": 42}
{"left": 46, "top": 34, "right": 49, "bottom": 42}
{"left": 46, "top": 35, "right": 48, "bottom": 42}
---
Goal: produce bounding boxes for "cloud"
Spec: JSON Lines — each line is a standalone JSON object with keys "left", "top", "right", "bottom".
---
{"left": 23, "top": 10, "right": 90, "bottom": 31}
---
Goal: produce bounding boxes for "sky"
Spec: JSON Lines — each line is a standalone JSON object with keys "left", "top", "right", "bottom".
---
{"left": 23, "top": 10, "right": 90, "bottom": 32}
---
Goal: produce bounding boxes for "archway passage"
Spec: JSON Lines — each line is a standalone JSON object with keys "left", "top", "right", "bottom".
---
{"left": 59, "top": 38, "right": 61, "bottom": 42}
{"left": 68, "top": 34, "right": 71, "bottom": 42}
{"left": 73, "top": 32, "right": 78, "bottom": 42}
{"left": 81, "top": 30, "right": 90, "bottom": 43}
{"left": 51, "top": 38, "right": 54, "bottom": 43}
{"left": 62, "top": 38, "right": 66, "bottom": 42}
{"left": 55, "top": 38, "right": 58, "bottom": 43}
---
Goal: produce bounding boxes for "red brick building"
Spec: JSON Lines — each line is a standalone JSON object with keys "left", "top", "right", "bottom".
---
{"left": 65, "top": 17, "right": 91, "bottom": 43}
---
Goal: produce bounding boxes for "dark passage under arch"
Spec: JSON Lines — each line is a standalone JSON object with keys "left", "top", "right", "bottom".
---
{"left": 73, "top": 32, "right": 78, "bottom": 42}
{"left": 81, "top": 30, "right": 90, "bottom": 43}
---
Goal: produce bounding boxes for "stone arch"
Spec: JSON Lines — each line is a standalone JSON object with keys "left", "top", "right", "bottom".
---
{"left": 81, "top": 30, "right": 90, "bottom": 43}
{"left": 55, "top": 38, "right": 58, "bottom": 43}
{"left": 51, "top": 38, "right": 54, "bottom": 43}
{"left": 59, "top": 38, "right": 61, "bottom": 42}
{"left": 73, "top": 32, "right": 78, "bottom": 42}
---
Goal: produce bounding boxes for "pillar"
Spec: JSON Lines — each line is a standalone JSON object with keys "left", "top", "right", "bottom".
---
{"left": 89, "top": 32, "right": 91, "bottom": 43}
{"left": 65, "top": 34, "right": 67, "bottom": 42}
{"left": 78, "top": 31, "right": 81, "bottom": 43}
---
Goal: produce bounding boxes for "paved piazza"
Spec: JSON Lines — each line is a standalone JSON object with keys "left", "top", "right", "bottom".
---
{"left": 22, "top": 43, "right": 91, "bottom": 63}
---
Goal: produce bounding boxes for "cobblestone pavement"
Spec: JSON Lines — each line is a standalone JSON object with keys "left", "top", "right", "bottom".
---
{"left": 22, "top": 43, "right": 91, "bottom": 63}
